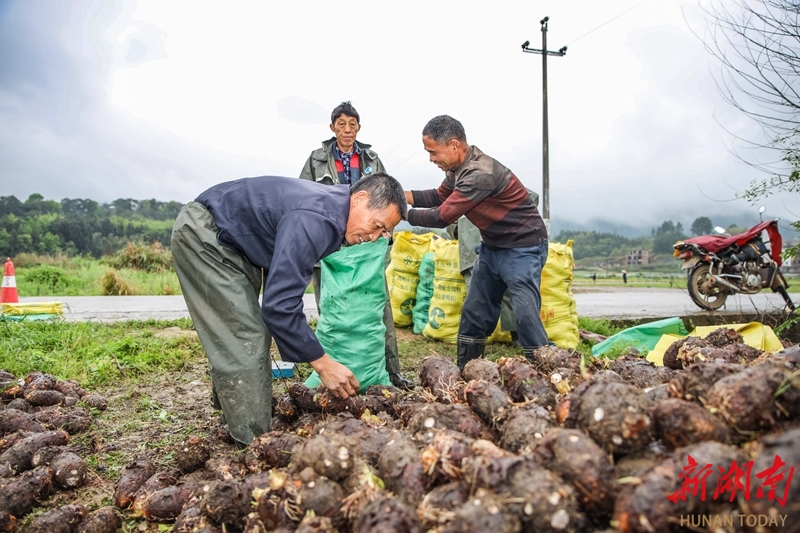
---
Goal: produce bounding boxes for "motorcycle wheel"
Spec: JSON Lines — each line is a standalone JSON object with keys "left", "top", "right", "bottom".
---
{"left": 687, "top": 264, "right": 728, "bottom": 310}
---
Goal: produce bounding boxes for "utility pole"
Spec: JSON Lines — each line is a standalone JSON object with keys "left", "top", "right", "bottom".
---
{"left": 522, "top": 17, "right": 566, "bottom": 233}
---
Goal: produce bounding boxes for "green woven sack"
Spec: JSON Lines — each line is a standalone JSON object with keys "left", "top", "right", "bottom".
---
{"left": 412, "top": 252, "right": 435, "bottom": 334}
{"left": 305, "top": 239, "right": 391, "bottom": 393}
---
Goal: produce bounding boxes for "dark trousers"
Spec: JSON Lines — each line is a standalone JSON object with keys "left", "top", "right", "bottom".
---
{"left": 459, "top": 241, "right": 550, "bottom": 348}
{"left": 171, "top": 201, "right": 272, "bottom": 445}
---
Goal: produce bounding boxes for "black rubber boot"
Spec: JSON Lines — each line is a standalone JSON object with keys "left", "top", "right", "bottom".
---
{"left": 457, "top": 335, "right": 486, "bottom": 370}
{"left": 390, "top": 372, "right": 414, "bottom": 390}
{"left": 523, "top": 347, "right": 537, "bottom": 365}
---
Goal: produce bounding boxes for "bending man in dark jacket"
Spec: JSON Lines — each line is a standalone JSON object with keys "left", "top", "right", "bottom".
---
{"left": 172, "top": 173, "right": 406, "bottom": 446}
{"left": 404, "top": 115, "right": 549, "bottom": 369}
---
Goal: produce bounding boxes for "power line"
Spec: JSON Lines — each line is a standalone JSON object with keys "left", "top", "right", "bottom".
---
{"left": 565, "top": 0, "right": 651, "bottom": 47}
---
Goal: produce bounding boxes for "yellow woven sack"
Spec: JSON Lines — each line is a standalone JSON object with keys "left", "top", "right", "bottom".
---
{"left": 386, "top": 231, "right": 436, "bottom": 327}
{"left": 540, "top": 241, "right": 580, "bottom": 348}
{"left": 423, "top": 240, "right": 466, "bottom": 343}
{"left": 1, "top": 302, "right": 64, "bottom": 316}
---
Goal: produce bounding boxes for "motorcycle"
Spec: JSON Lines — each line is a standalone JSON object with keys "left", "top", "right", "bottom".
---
{"left": 673, "top": 217, "right": 796, "bottom": 312}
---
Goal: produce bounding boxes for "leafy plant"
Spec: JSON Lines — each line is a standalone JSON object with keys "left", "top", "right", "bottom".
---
{"left": 105, "top": 241, "right": 173, "bottom": 273}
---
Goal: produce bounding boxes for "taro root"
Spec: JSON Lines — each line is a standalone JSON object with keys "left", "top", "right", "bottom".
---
{"left": 316, "top": 415, "right": 391, "bottom": 467}
{"left": 0, "top": 466, "right": 53, "bottom": 519}
{"left": 613, "top": 442, "right": 669, "bottom": 479}
{"left": 528, "top": 345, "right": 583, "bottom": 374}
{"left": 464, "top": 379, "right": 513, "bottom": 429}
{"left": 296, "top": 474, "right": 345, "bottom": 520}
{"left": 34, "top": 406, "right": 92, "bottom": 435}
{"left": 143, "top": 482, "right": 203, "bottom": 522}
{"left": 54, "top": 379, "right": 86, "bottom": 399}
{"left": 5, "top": 399, "right": 30, "bottom": 412}
{"left": 245, "top": 431, "right": 305, "bottom": 473}
{"left": 419, "top": 356, "right": 464, "bottom": 404}
{"left": 288, "top": 383, "right": 366, "bottom": 418}
{"left": 206, "top": 454, "right": 248, "bottom": 481}
{"left": 608, "top": 356, "right": 675, "bottom": 389}
{"left": 340, "top": 458, "right": 386, "bottom": 520}
{"left": 668, "top": 359, "right": 744, "bottom": 404}
{"left": 24, "top": 389, "right": 65, "bottom": 407}
{"left": 652, "top": 398, "right": 730, "bottom": 450}
{"left": 462, "top": 358, "right": 501, "bottom": 385}
{"left": 0, "top": 409, "right": 44, "bottom": 434}
{"left": 405, "top": 403, "right": 490, "bottom": 440}
{"left": 362, "top": 385, "right": 401, "bottom": 418}
{"left": 81, "top": 392, "right": 108, "bottom": 410}
{"left": 24, "top": 373, "right": 56, "bottom": 391}
{"left": 0, "top": 429, "right": 69, "bottom": 477}
{"left": 0, "top": 431, "right": 29, "bottom": 456}
{"left": 296, "top": 514, "right": 338, "bottom": 533}
{"left": 705, "top": 358, "right": 800, "bottom": 433}
{"left": 533, "top": 428, "right": 618, "bottom": 516}
{"left": 740, "top": 427, "right": 800, "bottom": 525}
{"left": 176, "top": 436, "right": 211, "bottom": 473}
{"left": 416, "top": 481, "right": 469, "bottom": 529}
{"left": 563, "top": 376, "right": 654, "bottom": 456}
{"left": 354, "top": 496, "right": 424, "bottom": 533}
{"left": 506, "top": 460, "right": 587, "bottom": 533}
{"left": 418, "top": 430, "right": 476, "bottom": 483}
{"left": 289, "top": 412, "right": 327, "bottom": 438}
{"left": 114, "top": 458, "right": 155, "bottom": 508}
{"left": 200, "top": 479, "right": 251, "bottom": 527}
{"left": 614, "top": 441, "right": 746, "bottom": 533}
{"left": 274, "top": 393, "right": 298, "bottom": 422}
{"left": 242, "top": 512, "right": 269, "bottom": 533}
{"left": 497, "top": 357, "right": 556, "bottom": 408}
{"left": 252, "top": 470, "right": 297, "bottom": 531}
{"left": 643, "top": 383, "right": 670, "bottom": 407}
{"left": 51, "top": 450, "right": 88, "bottom": 489}
{"left": 704, "top": 327, "right": 742, "bottom": 347}
{"left": 440, "top": 489, "right": 521, "bottom": 533}
{"left": 291, "top": 433, "right": 356, "bottom": 481}
{"left": 722, "top": 342, "right": 763, "bottom": 364}
{"left": 498, "top": 402, "right": 555, "bottom": 454}
{"left": 75, "top": 507, "right": 122, "bottom": 533}
{"left": 25, "top": 503, "right": 87, "bottom": 533}
{"left": 460, "top": 443, "right": 525, "bottom": 491}
{"left": 663, "top": 336, "right": 708, "bottom": 370}
{"left": 174, "top": 503, "right": 220, "bottom": 533}
{"left": 377, "top": 432, "right": 430, "bottom": 507}
{"left": 131, "top": 471, "right": 179, "bottom": 516}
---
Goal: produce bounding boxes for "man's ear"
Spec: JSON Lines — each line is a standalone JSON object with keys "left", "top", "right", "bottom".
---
{"left": 329, "top": 124, "right": 336, "bottom": 134}
{"left": 351, "top": 190, "right": 369, "bottom": 205}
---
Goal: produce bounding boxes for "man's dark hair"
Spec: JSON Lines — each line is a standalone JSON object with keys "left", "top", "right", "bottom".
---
{"left": 331, "top": 101, "right": 360, "bottom": 124}
{"left": 422, "top": 115, "right": 467, "bottom": 144}
{"left": 351, "top": 172, "right": 407, "bottom": 220}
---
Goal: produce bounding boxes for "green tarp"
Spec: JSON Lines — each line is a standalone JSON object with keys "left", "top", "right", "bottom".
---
{"left": 592, "top": 317, "right": 689, "bottom": 357}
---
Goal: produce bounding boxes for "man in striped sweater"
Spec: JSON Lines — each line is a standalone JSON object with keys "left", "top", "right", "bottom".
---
{"left": 404, "top": 115, "right": 550, "bottom": 368}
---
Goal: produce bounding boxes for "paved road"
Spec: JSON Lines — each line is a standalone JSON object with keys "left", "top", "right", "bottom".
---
{"left": 20, "top": 287, "right": 797, "bottom": 322}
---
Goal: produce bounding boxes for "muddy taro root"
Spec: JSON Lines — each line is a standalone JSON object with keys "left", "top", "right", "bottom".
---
{"left": 175, "top": 436, "right": 211, "bottom": 473}
{"left": 25, "top": 503, "right": 87, "bottom": 533}
{"left": 114, "top": 458, "right": 156, "bottom": 508}
{"left": 741, "top": 427, "right": 800, "bottom": 521}
{"left": 354, "top": 496, "right": 424, "bottom": 533}
{"left": 462, "top": 358, "right": 501, "bottom": 385}
{"left": 667, "top": 359, "right": 744, "bottom": 404}
{"left": 464, "top": 379, "right": 513, "bottom": 429}
{"left": 652, "top": 398, "right": 730, "bottom": 450}
{"left": 0, "top": 466, "right": 54, "bottom": 520}
{"left": 497, "top": 357, "right": 556, "bottom": 408}
{"left": 291, "top": 432, "right": 356, "bottom": 481}
{"left": 75, "top": 507, "right": 122, "bottom": 533}
{"left": 377, "top": 431, "right": 430, "bottom": 507}
{"left": 563, "top": 375, "right": 653, "bottom": 456}
{"left": 245, "top": 431, "right": 306, "bottom": 473}
{"left": 498, "top": 402, "right": 555, "bottom": 454}
{"left": 441, "top": 488, "right": 521, "bottom": 533}
{"left": 419, "top": 356, "right": 465, "bottom": 404}
{"left": 534, "top": 428, "right": 618, "bottom": 516}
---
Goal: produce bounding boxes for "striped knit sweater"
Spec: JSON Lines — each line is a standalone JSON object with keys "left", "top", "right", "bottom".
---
{"left": 408, "top": 146, "right": 547, "bottom": 249}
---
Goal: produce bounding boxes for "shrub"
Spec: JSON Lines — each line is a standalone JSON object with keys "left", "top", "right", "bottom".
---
{"left": 105, "top": 241, "right": 173, "bottom": 273}
{"left": 19, "top": 265, "right": 75, "bottom": 294}
{"left": 99, "top": 269, "right": 134, "bottom": 295}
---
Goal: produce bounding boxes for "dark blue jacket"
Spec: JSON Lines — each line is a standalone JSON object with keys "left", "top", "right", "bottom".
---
{"left": 197, "top": 176, "right": 350, "bottom": 363}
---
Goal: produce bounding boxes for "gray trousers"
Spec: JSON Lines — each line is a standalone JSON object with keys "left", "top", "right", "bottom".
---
{"left": 463, "top": 269, "right": 515, "bottom": 332}
{"left": 311, "top": 250, "right": 401, "bottom": 375}
{"left": 171, "top": 201, "right": 272, "bottom": 445}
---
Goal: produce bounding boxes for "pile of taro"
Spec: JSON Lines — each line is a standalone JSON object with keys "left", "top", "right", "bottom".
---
{"left": 4, "top": 328, "right": 800, "bottom": 533}
{"left": 0, "top": 370, "right": 114, "bottom": 532}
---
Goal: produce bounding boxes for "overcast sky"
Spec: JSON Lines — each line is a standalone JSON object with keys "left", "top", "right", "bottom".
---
{"left": 0, "top": 0, "right": 796, "bottom": 238}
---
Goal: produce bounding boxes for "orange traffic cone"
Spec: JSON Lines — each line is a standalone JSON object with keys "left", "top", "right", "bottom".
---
{"left": 1, "top": 258, "right": 19, "bottom": 303}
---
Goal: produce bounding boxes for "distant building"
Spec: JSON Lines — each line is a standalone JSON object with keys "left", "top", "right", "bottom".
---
{"left": 783, "top": 254, "right": 799, "bottom": 274}
{"left": 625, "top": 249, "right": 649, "bottom": 266}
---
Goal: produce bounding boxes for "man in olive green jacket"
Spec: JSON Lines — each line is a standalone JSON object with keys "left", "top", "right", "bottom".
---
{"left": 300, "top": 101, "right": 411, "bottom": 389}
